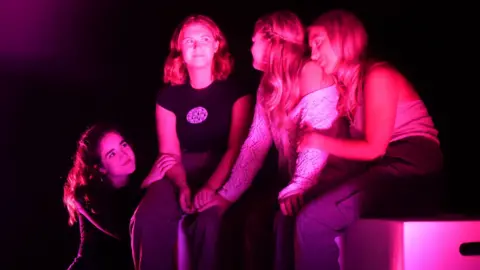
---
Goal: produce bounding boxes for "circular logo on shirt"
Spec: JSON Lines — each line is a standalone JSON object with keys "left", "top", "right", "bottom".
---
{"left": 186, "top": 106, "right": 208, "bottom": 124}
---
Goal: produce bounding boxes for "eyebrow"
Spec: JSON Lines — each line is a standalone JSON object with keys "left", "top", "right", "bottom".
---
{"left": 104, "top": 140, "right": 126, "bottom": 157}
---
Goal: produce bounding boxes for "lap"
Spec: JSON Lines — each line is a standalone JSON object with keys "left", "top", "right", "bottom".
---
{"left": 132, "top": 179, "right": 181, "bottom": 223}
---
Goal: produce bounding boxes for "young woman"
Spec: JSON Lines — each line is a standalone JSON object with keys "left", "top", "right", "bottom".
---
{"left": 129, "top": 15, "right": 253, "bottom": 270}
{"left": 200, "top": 10, "right": 350, "bottom": 270}
{"left": 64, "top": 124, "right": 141, "bottom": 270}
{"left": 281, "top": 9, "right": 442, "bottom": 269}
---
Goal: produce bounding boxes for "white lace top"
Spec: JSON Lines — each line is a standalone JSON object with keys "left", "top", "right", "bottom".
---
{"left": 218, "top": 85, "right": 339, "bottom": 202}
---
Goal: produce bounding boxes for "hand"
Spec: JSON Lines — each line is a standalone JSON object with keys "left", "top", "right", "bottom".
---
{"left": 179, "top": 187, "right": 194, "bottom": 214}
{"left": 278, "top": 189, "right": 304, "bottom": 216}
{"left": 141, "top": 154, "right": 178, "bottom": 188}
{"left": 193, "top": 185, "right": 216, "bottom": 211}
{"left": 197, "top": 193, "right": 231, "bottom": 214}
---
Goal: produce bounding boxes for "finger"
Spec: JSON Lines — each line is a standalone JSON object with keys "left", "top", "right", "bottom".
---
{"left": 157, "top": 158, "right": 176, "bottom": 169}
{"left": 280, "top": 201, "right": 288, "bottom": 216}
{"left": 157, "top": 160, "right": 176, "bottom": 174}
{"left": 156, "top": 154, "right": 176, "bottom": 167}
{"left": 198, "top": 200, "right": 216, "bottom": 212}
{"left": 286, "top": 198, "right": 294, "bottom": 216}
{"left": 193, "top": 194, "right": 200, "bottom": 210}
{"left": 292, "top": 196, "right": 301, "bottom": 215}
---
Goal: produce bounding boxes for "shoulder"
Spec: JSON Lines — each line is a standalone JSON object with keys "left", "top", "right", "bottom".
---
{"left": 301, "top": 60, "right": 325, "bottom": 77}
{"left": 365, "top": 62, "right": 400, "bottom": 83}
{"left": 157, "top": 84, "right": 187, "bottom": 99}
{"left": 299, "top": 61, "right": 334, "bottom": 97}
{"left": 157, "top": 84, "right": 189, "bottom": 111}
{"left": 215, "top": 78, "right": 253, "bottom": 101}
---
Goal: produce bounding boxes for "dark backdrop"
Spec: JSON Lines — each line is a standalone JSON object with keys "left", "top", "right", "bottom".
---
{"left": 2, "top": 0, "right": 459, "bottom": 269}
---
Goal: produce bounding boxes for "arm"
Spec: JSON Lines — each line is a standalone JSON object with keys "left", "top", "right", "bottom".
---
{"left": 218, "top": 98, "right": 273, "bottom": 202}
{"left": 74, "top": 200, "right": 119, "bottom": 239}
{"left": 206, "top": 95, "right": 254, "bottom": 190}
{"left": 156, "top": 105, "right": 188, "bottom": 189}
{"left": 304, "top": 64, "right": 399, "bottom": 160}
{"left": 279, "top": 63, "right": 339, "bottom": 198}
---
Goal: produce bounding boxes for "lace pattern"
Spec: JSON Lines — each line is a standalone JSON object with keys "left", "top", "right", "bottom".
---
{"left": 218, "top": 100, "right": 273, "bottom": 202}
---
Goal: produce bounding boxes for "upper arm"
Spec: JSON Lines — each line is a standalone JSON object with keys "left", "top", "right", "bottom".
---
{"left": 155, "top": 105, "right": 181, "bottom": 156}
{"left": 364, "top": 64, "right": 400, "bottom": 154}
{"left": 228, "top": 94, "right": 254, "bottom": 151}
{"left": 74, "top": 200, "right": 118, "bottom": 239}
{"left": 299, "top": 61, "right": 334, "bottom": 97}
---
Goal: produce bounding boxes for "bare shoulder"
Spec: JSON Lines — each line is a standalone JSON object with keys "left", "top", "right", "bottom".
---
{"left": 300, "top": 60, "right": 333, "bottom": 96}
{"left": 366, "top": 62, "right": 418, "bottom": 99}
{"left": 366, "top": 62, "right": 401, "bottom": 82}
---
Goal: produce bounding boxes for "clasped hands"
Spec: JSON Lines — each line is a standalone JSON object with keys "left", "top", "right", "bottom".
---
{"left": 141, "top": 154, "right": 230, "bottom": 214}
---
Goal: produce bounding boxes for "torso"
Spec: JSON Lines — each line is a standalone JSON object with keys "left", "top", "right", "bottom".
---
{"left": 350, "top": 62, "right": 439, "bottom": 143}
{"left": 157, "top": 79, "right": 248, "bottom": 154}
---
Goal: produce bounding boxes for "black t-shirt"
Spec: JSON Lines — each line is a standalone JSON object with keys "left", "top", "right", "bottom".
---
{"left": 72, "top": 181, "right": 140, "bottom": 269}
{"left": 157, "top": 79, "right": 249, "bottom": 154}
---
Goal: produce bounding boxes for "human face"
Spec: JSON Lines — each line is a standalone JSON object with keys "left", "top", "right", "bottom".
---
{"left": 180, "top": 23, "right": 219, "bottom": 69}
{"left": 250, "top": 32, "right": 269, "bottom": 71}
{"left": 308, "top": 26, "right": 338, "bottom": 74}
{"left": 98, "top": 132, "right": 136, "bottom": 185}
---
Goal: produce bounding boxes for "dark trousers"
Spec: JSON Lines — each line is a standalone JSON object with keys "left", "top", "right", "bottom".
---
{"left": 130, "top": 152, "right": 223, "bottom": 270}
{"left": 130, "top": 180, "right": 222, "bottom": 270}
{"left": 274, "top": 136, "right": 443, "bottom": 270}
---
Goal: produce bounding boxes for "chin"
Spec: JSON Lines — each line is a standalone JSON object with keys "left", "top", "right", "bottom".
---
{"left": 253, "top": 62, "right": 264, "bottom": 71}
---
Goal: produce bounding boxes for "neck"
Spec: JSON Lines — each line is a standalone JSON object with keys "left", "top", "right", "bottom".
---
{"left": 108, "top": 175, "right": 129, "bottom": 189}
{"left": 188, "top": 66, "right": 213, "bottom": 89}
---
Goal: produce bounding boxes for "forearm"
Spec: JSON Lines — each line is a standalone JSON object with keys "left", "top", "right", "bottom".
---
{"left": 165, "top": 163, "right": 188, "bottom": 189}
{"left": 218, "top": 102, "right": 273, "bottom": 202}
{"left": 280, "top": 148, "right": 328, "bottom": 197}
{"left": 310, "top": 134, "right": 382, "bottom": 161}
{"left": 206, "top": 148, "right": 239, "bottom": 190}
{"left": 218, "top": 139, "right": 271, "bottom": 202}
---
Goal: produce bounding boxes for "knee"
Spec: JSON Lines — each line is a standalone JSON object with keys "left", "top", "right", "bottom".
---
{"left": 131, "top": 180, "right": 180, "bottom": 230}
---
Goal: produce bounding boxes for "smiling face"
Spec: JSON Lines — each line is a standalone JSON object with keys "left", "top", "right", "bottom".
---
{"left": 180, "top": 23, "right": 219, "bottom": 70}
{"left": 97, "top": 132, "right": 136, "bottom": 184}
{"left": 308, "top": 26, "right": 339, "bottom": 74}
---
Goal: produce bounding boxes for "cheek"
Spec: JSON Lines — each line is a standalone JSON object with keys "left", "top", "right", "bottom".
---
{"left": 251, "top": 45, "right": 262, "bottom": 61}
{"left": 182, "top": 46, "right": 191, "bottom": 60}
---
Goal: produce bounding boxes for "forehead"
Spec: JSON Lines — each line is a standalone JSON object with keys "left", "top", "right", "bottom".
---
{"left": 182, "top": 23, "right": 214, "bottom": 38}
{"left": 99, "top": 132, "right": 123, "bottom": 155}
{"left": 308, "top": 26, "right": 327, "bottom": 40}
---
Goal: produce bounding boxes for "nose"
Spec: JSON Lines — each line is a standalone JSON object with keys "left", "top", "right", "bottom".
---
{"left": 310, "top": 47, "right": 319, "bottom": 60}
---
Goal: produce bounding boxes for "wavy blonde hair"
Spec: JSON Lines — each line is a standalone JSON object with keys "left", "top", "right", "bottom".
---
{"left": 255, "top": 11, "right": 306, "bottom": 128}
{"left": 310, "top": 10, "right": 367, "bottom": 120}
{"left": 163, "top": 15, "right": 233, "bottom": 85}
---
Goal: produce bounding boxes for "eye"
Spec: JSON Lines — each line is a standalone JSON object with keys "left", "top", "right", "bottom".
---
{"left": 183, "top": 38, "right": 193, "bottom": 45}
{"left": 108, "top": 151, "right": 116, "bottom": 159}
{"left": 121, "top": 141, "right": 129, "bottom": 148}
{"left": 201, "top": 36, "right": 212, "bottom": 43}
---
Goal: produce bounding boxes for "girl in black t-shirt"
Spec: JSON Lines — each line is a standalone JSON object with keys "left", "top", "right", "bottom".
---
{"left": 130, "top": 14, "right": 253, "bottom": 270}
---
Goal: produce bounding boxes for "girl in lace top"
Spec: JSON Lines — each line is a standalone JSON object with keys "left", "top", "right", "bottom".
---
{"left": 198, "top": 11, "right": 345, "bottom": 270}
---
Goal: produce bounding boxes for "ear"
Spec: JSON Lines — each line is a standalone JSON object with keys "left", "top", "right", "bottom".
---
{"left": 214, "top": 41, "right": 219, "bottom": 53}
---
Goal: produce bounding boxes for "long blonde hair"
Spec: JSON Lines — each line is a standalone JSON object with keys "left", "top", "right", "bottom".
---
{"left": 163, "top": 15, "right": 233, "bottom": 85}
{"left": 255, "top": 11, "right": 306, "bottom": 128}
{"left": 310, "top": 10, "right": 367, "bottom": 120}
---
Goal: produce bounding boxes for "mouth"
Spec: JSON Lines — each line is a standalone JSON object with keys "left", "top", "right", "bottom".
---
{"left": 122, "top": 159, "right": 132, "bottom": 166}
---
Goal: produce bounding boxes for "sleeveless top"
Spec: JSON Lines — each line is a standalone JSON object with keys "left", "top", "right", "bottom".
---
{"left": 350, "top": 63, "right": 439, "bottom": 144}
